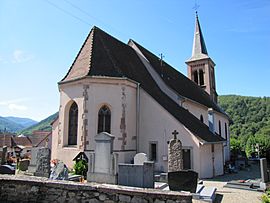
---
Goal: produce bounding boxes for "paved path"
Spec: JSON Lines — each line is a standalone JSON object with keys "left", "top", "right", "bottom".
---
{"left": 194, "top": 160, "right": 263, "bottom": 203}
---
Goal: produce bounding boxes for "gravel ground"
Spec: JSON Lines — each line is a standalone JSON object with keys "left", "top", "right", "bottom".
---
{"left": 194, "top": 160, "right": 264, "bottom": 203}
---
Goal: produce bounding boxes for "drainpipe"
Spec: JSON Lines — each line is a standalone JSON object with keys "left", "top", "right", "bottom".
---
{"left": 136, "top": 83, "right": 141, "bottom": 153}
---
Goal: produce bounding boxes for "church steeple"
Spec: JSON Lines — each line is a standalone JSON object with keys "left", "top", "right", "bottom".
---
{"left": 191, "top": 12, "right": 208, "bottom": 60}
{"left": 186, "top": 13, "right": 218, "bottom": 103}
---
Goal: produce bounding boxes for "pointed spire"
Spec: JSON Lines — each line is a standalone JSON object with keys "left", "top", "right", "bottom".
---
{"left": 187, "top": 13, "right": 209, "bottom": 62}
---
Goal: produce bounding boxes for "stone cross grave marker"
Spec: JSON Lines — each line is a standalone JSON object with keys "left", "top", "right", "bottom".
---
{"left": 168, "top": 130, "right": 183, "bottom": 172}
{"left": 134, "top": 153, "right": 148, "bottom": 165}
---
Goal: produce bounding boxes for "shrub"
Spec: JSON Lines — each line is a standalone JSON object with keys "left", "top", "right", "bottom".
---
{"left": 73, "top": 160, "right": 88, "bottom": 177}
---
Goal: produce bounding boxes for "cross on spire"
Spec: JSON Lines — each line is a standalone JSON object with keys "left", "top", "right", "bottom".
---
{"left": 172, "top": 130, "right": 179, "bottom": 139}
{"left": 159, "top": 53, "right": 165, "bottom": 67}
{"left": 192, "top": 0, "right": 200, "bottom": 15}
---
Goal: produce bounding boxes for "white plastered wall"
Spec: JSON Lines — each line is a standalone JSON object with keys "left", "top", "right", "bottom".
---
{"left": 138, "top": 89, "right": 202, "bottom": 176}
{"left": 182, "top": 100, "right": 208, "bottom": 125}
{"left": 199, "top": 143, "right": 224, "bottom": 178}
{"left": 214, "top": 112, "right": 230, "bottom": 162}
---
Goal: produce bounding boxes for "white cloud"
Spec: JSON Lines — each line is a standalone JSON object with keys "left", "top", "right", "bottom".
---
{"left": 0, "top": 98, "right": 30, "bottom": 112}
{"left": 12, "top": 49, "right": 33, "bottom": 63}
{"left": 8, "top": 104, "right": 27, "bottom": 111}
{"left": 0, "top": 98, "right": 31, "bottom": 106}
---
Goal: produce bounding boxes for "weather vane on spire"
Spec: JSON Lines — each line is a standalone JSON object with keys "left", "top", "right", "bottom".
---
{"left": 192, "top": 0, "right": 200, "bottom": 15}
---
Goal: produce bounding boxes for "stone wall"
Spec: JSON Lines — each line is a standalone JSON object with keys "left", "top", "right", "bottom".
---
{"left": 0, "top": 175, "right": 192, "bottom": 203}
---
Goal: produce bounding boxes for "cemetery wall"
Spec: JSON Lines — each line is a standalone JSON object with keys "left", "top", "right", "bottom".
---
{"left": 0, "top": 175, "right": 192, "bottom": 203}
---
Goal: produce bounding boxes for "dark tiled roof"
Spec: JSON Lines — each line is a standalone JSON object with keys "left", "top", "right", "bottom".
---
{"left": 12, "top": 137, "right": 32, "bottom": 147}
{"left": 28, "top": 131, "right": 51, "bottom": 147}
{"left": 0, "top": 134, "right": 15, "bottom": 148}
{"left": 60, "top": 26, "right": 225, "bottom": 143}
{"left": 131, "top": 41, "right": 223, "bottom": 114}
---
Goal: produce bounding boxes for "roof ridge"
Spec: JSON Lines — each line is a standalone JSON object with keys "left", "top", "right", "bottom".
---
{"left": 60, "top": 26, "right": 95, "bottom": 82}
{"left": 132, "top": 40, "right": 223, "bottom": 114}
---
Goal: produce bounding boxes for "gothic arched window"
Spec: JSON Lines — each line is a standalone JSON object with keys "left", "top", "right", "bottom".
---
{"left": 193, "top": 70, "right": 198, "bottom": 84}
{"left": 199, "top": 69, "right": 204, "bottom": 86}
{"left": 200, "top": 115, "right": 204, "bottom": 123}
{"left": 68, "top": 102, "right": 78, "bottom": 145}
{"left": 98, "top": 105, "right": 111, "bottom": 134}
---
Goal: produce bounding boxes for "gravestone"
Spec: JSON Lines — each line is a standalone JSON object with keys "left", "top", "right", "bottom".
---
{"left": 49, "top": 160, "right": 68, "bottom": 180}
{"left": 0, "top": 146, "right": 7, "bottom": 164}
{"left": 134, "top": 153, "right": 147, "bottom": 165}
{"left": 19, "top": 159, "right": 30, "bottom": 171}
{"left": 168, "top": 130, "right": 183, "bottom": 172}
{"left": 87, "top": 132, "right": 118, "bottom": 184}
{"left": 168, "top": 170, "right": 198, "bottom": 193}
{"left": 260, "top": 158, "right": 269, "bottom": 183}
{"left": 118, "top": 153, "right": 154, "bottom": 188}
{"left": 28, "top": 147, "right": 40, "bottom": 173}
{"left": 167, "top": 130, "right": 198, "bottom": 193}
{"left": 34, "top": 147, "right": 51, "bottom": 178}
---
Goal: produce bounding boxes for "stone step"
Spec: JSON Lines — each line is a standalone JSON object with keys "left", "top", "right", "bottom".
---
{"left": 198, "top": 186, "right": 217, "bottom": 203}
{"left": 154, "top": 182, "right": 168, "bottom": 190}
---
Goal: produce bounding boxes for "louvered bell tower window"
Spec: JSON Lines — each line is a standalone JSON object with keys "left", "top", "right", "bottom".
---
{"left": 68, "top": 102, "right": 78, "bottom": 145}
{"left": 98, "top": 106, "right": 111, "bottom": 134}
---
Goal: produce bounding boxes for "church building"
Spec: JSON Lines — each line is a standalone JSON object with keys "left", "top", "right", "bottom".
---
{"left": 51, "top": 14, "right": 230, "bottom": 178}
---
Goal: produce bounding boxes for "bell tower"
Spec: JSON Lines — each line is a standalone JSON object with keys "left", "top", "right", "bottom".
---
{"left": 186, "top": 13, "right": 217, "bottom": 103}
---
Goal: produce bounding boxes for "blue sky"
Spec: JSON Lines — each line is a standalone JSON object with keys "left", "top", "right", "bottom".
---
{"left": 0, "top": 0, "right": 270, "bottom": 121}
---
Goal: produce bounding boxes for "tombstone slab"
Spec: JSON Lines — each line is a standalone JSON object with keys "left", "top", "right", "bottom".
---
{"left": 34, "top": 147, "right": 51, "bottom": 178}
{"left": 28, "top": 147, "right": 40, "bottom": 173}
{"left": 87, "top": 132, "right": 118, "bottom": 184}
{"left": 168, "top": 170, "right": 198, "bottom": 193}
{"left": 19, "top": 159, "right": 30, "bottom": 171}
{"left": 0, "top": 147, "right": 7, "bottom": 165}
{"left": 118, "top": 161, "right": 154, "bottom": 188}
{"left": 260, "top": 158, "right": 269, "bottom": 183}
{"left": 134, "top": 153, "right": 147, "bottom": 165}
{"left": 50, "top": 161, "right": 68, "bottom": 180}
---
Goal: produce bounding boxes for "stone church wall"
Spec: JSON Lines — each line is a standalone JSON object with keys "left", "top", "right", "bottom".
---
{"left": 0, "top": 175, "right": 192, "bottom": 203}
{"left": 53, "top": 78, "right": 138, "bottom": 168}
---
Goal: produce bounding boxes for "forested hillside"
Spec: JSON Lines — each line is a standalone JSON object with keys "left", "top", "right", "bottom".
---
{"left": 0, "top": 116, "right": 24, "bottom": 132}
{"left": 19, "top": 112, "right": 58, "bottom": 135}
{"left": 219, "top": 95, "right": 270, "bottom": 157}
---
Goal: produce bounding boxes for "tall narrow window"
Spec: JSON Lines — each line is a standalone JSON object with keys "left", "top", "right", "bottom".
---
{"left": 199, "top": 69, "right": 204, "bottom": 86}
{"left": 219, "top": 120, "right": 221, "bottom": 136}
{"left": 98, "top": 105, "right": 111, "bottom": 134}
{"left": 193, "top": 70, "right": 198, "bottom": 84}
{"left": 150, "top": 143, "right": 157, "bottom": 161}
{"left": 225, "top": 123, "right": 228, "bottom": 140}
{"left": 68, "top": 102, "right": 78, "bottom": 145}
{"left": 200, "top": 115, "right": 204, "bottom": 123}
